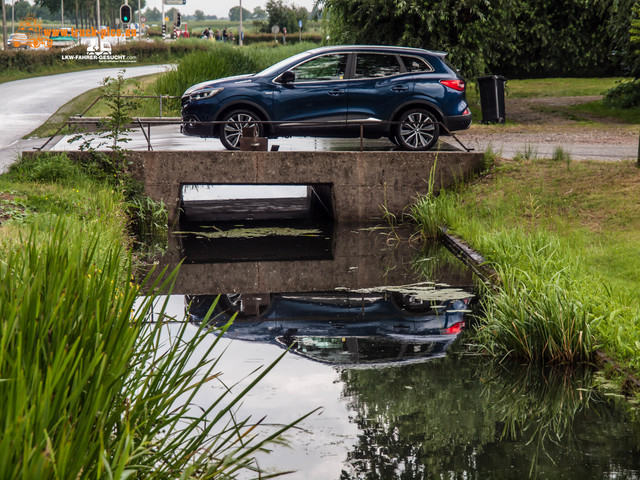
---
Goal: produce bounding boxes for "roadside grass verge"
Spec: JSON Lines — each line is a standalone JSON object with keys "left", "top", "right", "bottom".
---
{"left": 28, "top": 42, "right": 316, "bottom": 139}
{"left": 0, "top": 151, "right": 303, "bottom": 478}
{"left": 28, "top": 74, "right": 170, "bottom": 139}
{"left": 503, "top": 78, "right": 626, "bottom": 98}
{"left": 466, "top": 77, "right": 638, "bottom": 126}
{"left": 410, "top": 159, "right": 640, "bottom": 372}
{"left": 570, "top": 100, "right": 640, "bottom": 124}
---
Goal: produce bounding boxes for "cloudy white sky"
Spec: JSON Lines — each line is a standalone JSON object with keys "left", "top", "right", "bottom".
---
{"left": 144, "top": 0, "right": 317, "bottom": 18}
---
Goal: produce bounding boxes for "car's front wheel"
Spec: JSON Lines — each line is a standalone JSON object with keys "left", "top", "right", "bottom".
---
{"left": 395, "top": 109, "right": 440, "bottom": 151}
{"left": 219, "top": 109, "right": 264, "bottom": 150}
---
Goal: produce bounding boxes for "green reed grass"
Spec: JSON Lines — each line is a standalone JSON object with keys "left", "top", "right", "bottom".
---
{"left": 0, "top": 219, "right": 307, "bottom": 479}
{"left": 0, "top": 153, "right": 305, "bottom": 478}
{"left": 153, "top": 42, "right": 316, "bottom": 99}
{"left": 410, "top": 165, "right": 602, "bottom": 364}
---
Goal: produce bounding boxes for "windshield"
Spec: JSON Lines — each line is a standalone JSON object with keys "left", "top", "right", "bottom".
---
{"left": 256, "top": 50, "right": 315, "bottom": 77}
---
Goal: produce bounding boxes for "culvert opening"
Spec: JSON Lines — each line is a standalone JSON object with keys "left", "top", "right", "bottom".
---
{"left": 180, "top": 184, "right": 334, "bottom": 223}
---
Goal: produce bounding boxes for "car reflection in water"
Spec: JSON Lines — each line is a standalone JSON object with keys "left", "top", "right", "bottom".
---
{"left": 186, "top": 288, "right": 473, "bottom": 366}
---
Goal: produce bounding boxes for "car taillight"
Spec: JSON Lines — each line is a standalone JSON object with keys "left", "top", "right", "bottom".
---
{"left": 442, "top": 321, "right": 465, "bottom": 335}
{"left": 440, "top": 79, "right": 465, "bottom": 91}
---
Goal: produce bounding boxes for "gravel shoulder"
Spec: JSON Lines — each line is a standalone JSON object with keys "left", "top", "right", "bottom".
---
{"left": 455, "top": 96, "right": 638, "bottom": 161}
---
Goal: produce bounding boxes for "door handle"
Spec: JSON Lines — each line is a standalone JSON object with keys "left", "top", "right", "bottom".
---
{"left": 391, "top": 85, "right": 409, "bottom": 92}
{"left": 328, "top": 89, "right": 346, "bottom": 96}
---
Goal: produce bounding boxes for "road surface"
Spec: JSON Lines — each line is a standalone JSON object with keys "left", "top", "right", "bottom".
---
{"left": 0, "top": 65, "right": 170, "bottom": 171}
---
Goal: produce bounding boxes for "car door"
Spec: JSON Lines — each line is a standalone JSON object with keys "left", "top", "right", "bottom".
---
{"left": 272, "top": 52, "right": 350, "bottom": 136}
{"left": 346, "top": 52, "right": 414, "bottom": 136}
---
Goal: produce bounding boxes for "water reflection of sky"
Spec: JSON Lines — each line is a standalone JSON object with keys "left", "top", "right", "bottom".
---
{"left": 158, "top": 296, "right": 360, "bottom": 479}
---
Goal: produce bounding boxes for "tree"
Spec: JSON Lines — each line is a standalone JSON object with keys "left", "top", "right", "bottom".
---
{"left": 322, "top": 0, "right": 513, "bottom": 77}
{"left": 143, "top": 6, "right": 161, "bottom": 22}
{"left": 229, "top": 5, "right": 251, "bottom": 21}
{"left": 194, "top": 8, "right": 204, "bottom": 21}
{"left": 322, "top": 0, "right": 633, "bottom": 78}
{"left": 263, "top": 0, "right": 307, "bottom": 34}
{"left": 252, "top": 6, "right": 267, "bottom": 19}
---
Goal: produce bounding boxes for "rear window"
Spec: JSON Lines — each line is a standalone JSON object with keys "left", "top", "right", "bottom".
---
{"left": 400, "top": 55, "right": 434, "bottom": 73}
{"left": 354, "top": 53, "right": 402, "bottom": 79}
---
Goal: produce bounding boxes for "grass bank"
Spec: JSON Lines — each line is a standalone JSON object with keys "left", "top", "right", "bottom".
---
{"left": 411, "top": 157, "right": 640, "bottom": 381}
{"left": 0, "top": 152, "right": 301, "bottom": 478}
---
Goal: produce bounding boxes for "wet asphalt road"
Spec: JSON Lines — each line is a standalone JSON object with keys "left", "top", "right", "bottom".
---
{"left": 1, "top": 66, "right": 636, "bottom": 164}
{"left": 0, "top": 64, "right": 170, "bottom": 171}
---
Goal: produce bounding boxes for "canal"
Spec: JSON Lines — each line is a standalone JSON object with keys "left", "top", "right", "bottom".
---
{"left": 146, "top": 207, "right": 640, "bottom": 479}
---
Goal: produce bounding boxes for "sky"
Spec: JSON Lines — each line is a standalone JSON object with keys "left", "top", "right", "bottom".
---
{"left": 143, "top": 0, "right": 316, "bottom": 18}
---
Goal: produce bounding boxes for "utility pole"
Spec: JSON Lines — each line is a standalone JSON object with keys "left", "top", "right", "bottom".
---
{"left": 2, "top": 0, "right": 8, "bottom": 51}
{"left": 238, "top": 0, "right": 242, "bottom": 46}
{"left": 96, "top": 0, "right": 101, "bottom": 50}
{"left": 12, "top": 0, "right": 14, "bottom": 34}
{"left": 161, "top": 0, "right": 165, "bottom": 39}
{"left": 61, "top": 0, "right": 64, "bottom": 26}
{"left": 138, "top": 0, "right": 141, "bottom": 39}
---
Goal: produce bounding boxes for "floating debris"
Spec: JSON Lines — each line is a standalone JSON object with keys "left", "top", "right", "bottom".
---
{"left": 336, "top": 281, "right": 474, "bottom": 302}
{"left": 174, "top": 227, "right": 323, "bottom": 239}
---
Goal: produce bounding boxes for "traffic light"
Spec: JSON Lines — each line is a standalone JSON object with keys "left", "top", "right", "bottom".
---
{"left": 175, "top": 12, "right": 181, "bottom": 27}
{"left": 120, "top": 4, "right": 132, "bottom": 24}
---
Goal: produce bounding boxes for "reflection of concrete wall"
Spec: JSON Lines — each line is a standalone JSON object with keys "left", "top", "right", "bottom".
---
{"left": 121, "top": 150, "right": 482, "bottom": 225}
{"left": 150, "top": 225, "right": 475, "bottom": 295}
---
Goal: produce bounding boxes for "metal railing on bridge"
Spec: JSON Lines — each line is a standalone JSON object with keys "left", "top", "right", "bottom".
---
{"left": 36, "top": 94, "right": 473, "bottom": 153}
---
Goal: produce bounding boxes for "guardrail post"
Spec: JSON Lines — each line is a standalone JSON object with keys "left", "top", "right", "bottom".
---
{"left": 159, "top": 95, "right": 163, "bottom": 118}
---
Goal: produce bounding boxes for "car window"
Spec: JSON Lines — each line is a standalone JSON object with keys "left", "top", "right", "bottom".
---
{"left": 291, "top": 54, "right": 348, "bottom": 82}
{"left": 400, "top": 55, "right": 434, "bottom": 73}
{"left": 354, "top": 53, "right": 402, "bottom": 79}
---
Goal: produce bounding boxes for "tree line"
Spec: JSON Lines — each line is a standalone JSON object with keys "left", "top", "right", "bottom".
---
{"left": 321, "top": 0, "right": 638, "bottom": 78}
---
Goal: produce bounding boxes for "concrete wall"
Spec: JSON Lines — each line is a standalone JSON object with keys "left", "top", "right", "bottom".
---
{"left": 146, "top": 224, "right": 475, "bottom": 295}
{"left": 124, "top": 150, "right": 484, "bottom": 225}
{"left": 32, "top": 150, "right": 484, "bottom": 224}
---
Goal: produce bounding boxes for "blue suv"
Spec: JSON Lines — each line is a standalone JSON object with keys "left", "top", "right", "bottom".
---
{"left": 181, "top": 45, "right": 471, "bottom": 151}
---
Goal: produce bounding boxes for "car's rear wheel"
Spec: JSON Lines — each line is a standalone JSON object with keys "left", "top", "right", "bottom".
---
{"left": 395, "top": 109, "right": 439, "bottom": 151}
{"left": 219, "top": 109, "right": 263, "bottom": 150}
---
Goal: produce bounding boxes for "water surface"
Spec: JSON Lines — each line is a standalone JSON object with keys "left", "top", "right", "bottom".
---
{"left": 147, "top": 223, "right": 640, "bottom": 479}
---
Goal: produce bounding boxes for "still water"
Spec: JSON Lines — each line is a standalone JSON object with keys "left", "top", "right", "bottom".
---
{"left": 147, "top": 221, "right": 640, "bottom": 479}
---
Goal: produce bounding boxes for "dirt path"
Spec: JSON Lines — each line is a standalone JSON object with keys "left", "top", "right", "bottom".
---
{"left": 455, "top": 96, "right": 638, "bottom": 161}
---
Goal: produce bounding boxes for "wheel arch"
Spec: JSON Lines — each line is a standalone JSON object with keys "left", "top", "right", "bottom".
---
{"left": 215, "top": 101, "right": 272, "bottom": 137}
{"left": 390, "top": 101, "right": 446, "bottom": 132}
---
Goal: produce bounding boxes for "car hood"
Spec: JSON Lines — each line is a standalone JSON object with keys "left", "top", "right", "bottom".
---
{"left": 183, "top": 74, "right": 255, "bottom": 96}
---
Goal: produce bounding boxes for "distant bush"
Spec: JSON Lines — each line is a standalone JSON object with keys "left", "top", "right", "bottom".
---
{"left": 0, "top": 45, "right": 85, "bottom": 72}
{"left": 603, "top": 80, "right": 640, "bottom": 108}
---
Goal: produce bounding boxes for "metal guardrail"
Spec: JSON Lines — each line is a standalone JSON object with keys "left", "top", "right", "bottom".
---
{"left": 38, "top": 111, "right": 473, "bottom": 153}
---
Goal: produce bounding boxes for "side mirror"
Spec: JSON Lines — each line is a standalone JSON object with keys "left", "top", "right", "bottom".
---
{"left": 278, "top": 70, "right": 295, "bottom": 84}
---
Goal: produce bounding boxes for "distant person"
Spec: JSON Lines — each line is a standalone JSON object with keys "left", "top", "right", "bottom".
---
{"left": 215, "top": 29, "right": 221, "bottom": 41}
{"left": 222, "top": 28, "right": 228, "bottom": 42}
{"left": 208, "top": 28, "right": 214, "bottom": 40}
{"left": 229, "top": 30, "right": 234, "bottom": 43}
{"left": 201, "top": 27, "right": 208, "bottom": 39}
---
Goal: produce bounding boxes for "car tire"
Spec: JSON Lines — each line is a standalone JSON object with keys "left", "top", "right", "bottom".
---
{"left": 395, "top": 109, "right": 439, "bottom": 151}
{"left": 219, "top": 109, "right": 263, "bottom": 150}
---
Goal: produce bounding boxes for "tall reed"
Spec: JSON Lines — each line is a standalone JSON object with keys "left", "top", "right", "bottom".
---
{"left": 410, "top": 174, "right": 601, "bottom": 364}
{"left": 153, "top": 42, "right": 317, "bottom": 98}
{"left": 0, "top": 220, "right": 305, "bottom": 478}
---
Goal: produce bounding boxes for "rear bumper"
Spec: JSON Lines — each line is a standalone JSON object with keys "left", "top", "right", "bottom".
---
{"left": 444, "top": 113, "right": 472, "bottom": 133}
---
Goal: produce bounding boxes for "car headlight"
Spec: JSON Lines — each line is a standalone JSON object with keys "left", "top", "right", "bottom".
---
{"left": 190, "top": 87, "right": 224, "bottom": 101}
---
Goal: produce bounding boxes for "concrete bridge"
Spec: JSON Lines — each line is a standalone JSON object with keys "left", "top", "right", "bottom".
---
{"left": 25, "top": 149, "right": 483, "bottom": 225}
{"left": 124, "top": 150, "right": 484, "bottom": 225}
